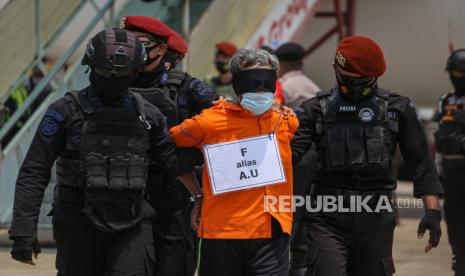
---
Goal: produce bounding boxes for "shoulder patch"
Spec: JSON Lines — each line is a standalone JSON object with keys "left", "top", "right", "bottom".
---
{"left": 40, "top": 109, "right": 64, "bottom": 136}
{"left": 191, "top": 79, "right": 213, "bottom": 96}
{"left": 45, "top": 109, "right": 64, "bottom": 122}
{"left": 40, "top": 117, "right": 59, "bottom": 136}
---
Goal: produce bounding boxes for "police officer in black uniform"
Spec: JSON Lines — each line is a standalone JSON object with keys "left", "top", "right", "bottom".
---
{"left": 434, "top": 49, "right": 465, "bottom": 276}
{"left": 121, "top": 16, "right": 219, "bottom": 276}
{"left": 9, "top": 28, "right": 178, "bottom": 275}
{"left": 291, "top": 36, "right": 443, "bottom": 276}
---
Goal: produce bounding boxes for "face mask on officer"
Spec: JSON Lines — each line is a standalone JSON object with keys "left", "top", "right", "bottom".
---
{"left": 233, "top": 68, "right": 277, "bottom": 115}
{"left": 449, "top": 70, "right": 465, "bottom": 96}
{"left": 134, "top": 33, "right": 168, "bottom": 72}
{"left": 335, "top": 65, "right": 377, "bottom": 102}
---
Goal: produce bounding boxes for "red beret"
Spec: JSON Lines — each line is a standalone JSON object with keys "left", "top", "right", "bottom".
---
{"left": 216, "top": 42, "right": 237, "bottom": 57}
{"left": 335, "top": 35, "right": 386, "bottom": 77}
{"left": 168, "top": 33, "right": 188, "bottom": 55}
{"left": 121, "top": 16, "right": 173, "bottom": 39}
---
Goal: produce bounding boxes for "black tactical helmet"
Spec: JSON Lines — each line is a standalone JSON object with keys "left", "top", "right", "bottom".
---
{"left": 82, "top": 28, "right": 146, "bottom": 77}
{"left": 446, "top": 49, "right": 465, "bottom": 71}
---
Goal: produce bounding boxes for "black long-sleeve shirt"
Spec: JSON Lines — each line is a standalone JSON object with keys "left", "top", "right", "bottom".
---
{"left": 291, "top": 87, "right": 443, "bottom": 198}
{"left": 9, "top": 88, "right": 178, "bottom": 238}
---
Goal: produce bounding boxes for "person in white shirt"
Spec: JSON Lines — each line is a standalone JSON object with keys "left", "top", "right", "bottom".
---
{"left": 275, "top": 42, "right": 320, "bottom": 110}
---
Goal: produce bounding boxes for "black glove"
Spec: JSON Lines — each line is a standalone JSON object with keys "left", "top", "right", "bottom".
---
{"left": 417, "top": 209, "right": 442, "bottom": 247}
{"left": 11, "top": 236, "right": 41, "bottom": 261}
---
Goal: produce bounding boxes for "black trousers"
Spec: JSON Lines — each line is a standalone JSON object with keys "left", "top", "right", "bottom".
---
{"left": 53, "top": 201, "right": 155, "bottom": 276}
{"left": 304, "top": 194, "right": 396, "bottom": 276}
{"left": 152, "top": 206, "right": 196, "bottom": 276}
{"left": 198, "top": 220, "right": 290, "bottom": 276}
{"left": 444, "top": 166, "right": 465, "bottom": 276}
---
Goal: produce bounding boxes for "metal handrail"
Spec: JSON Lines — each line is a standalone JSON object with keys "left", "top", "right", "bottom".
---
{"left": 0, "top": 0, "right": 88, "bottom": 103}
{"left": 0, "top": 0, "right": 115, "bottom": 143}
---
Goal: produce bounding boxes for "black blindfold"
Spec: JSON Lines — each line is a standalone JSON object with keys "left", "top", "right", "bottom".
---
{"left": 232, "top": 69, "right": 277, "bottom": 95}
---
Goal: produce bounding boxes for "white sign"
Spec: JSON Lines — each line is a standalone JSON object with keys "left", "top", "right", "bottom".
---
{"left": 204, "top": 134, "right": 286, "bottom": 195}
{"left": 246, "top": 0, "right": 320, "bottom": 49}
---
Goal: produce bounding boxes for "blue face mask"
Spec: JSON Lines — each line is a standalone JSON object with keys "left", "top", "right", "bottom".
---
{"left": 240, "top": 92, "right": 274, "bottom": 115}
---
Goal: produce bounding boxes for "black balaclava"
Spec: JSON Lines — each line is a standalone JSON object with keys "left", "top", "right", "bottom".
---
{"left": 450, "top": 74, "right": 465, "bottom": 96}
{"left": 132, "top": 59, "right": 165, "bottom": 88}
{"left": 90, "top": 71, "right": 133, "bottom": 104}
{"left": 446, "top": 49, "right": 465, "bottom": 96}
{"left": 335, "top": 70, "right": 377, "bottom": 102}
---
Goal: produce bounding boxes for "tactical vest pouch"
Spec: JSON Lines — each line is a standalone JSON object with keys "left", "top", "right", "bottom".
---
{"left": 128, "top": 156, "right": 147, "bottom": 190}
{"left": 56, "top": 156, "right": 83, "bottom": 188}
{"left": 366, "top": 127, "right": 384, "bottom": 164}
{"left": 67, "top": 90, "right": 152, "bottom": 232}
{"left": 86, "top": 152, "right": 109, "bottom": 189}
{"left": 327, "top": 128, "right": 346, "bottom": 167}
{"left": 108, "top": 155, "right": 129, "bottom": 190}
{"left": 346, "top": 128, "right": 365, "bottom": 165}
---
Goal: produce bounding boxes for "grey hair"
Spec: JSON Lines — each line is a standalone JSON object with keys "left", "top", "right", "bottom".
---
{"left": 229, "top": 48, "right": 279, "bottom": 73}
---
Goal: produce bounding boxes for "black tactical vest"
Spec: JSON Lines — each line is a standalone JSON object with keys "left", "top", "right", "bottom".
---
{"left": 435, "top": 92, "right": 465, "bottom": 155}
{"left": 56, "top": 90, "right": 152, "bottom": 232}
{"left": 316, "top": 89, "right": 395, "bottom": 173}
{"left": 130, "top": 69, "right": 190, "bottom": 128}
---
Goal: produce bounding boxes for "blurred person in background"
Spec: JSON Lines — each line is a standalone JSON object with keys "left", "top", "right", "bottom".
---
{"left": 292, "top": 35, "right": 443, "bottom": 276}
{"left": 123, "top": 15, "right": 219, "bottom": 276}
{"left": 275, "top": 42, "right": 320, "bottom": 110}
{"left": 205, "top": 41, "right": 238, "bottom": 100}
{"left": 1, "top": 58, "right": 53, "bottom": 148}
{"left": 434, "top": 49, "right": 465, "bottom": 276}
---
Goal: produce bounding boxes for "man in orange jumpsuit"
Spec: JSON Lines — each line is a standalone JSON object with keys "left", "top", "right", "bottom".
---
{"left": 170, "top": 48, "right": 298, "bottom": 276}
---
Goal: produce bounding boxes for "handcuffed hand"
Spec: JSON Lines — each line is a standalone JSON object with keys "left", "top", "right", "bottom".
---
{"left": 277, "top": 105, "right": 295, "bottom": 116}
